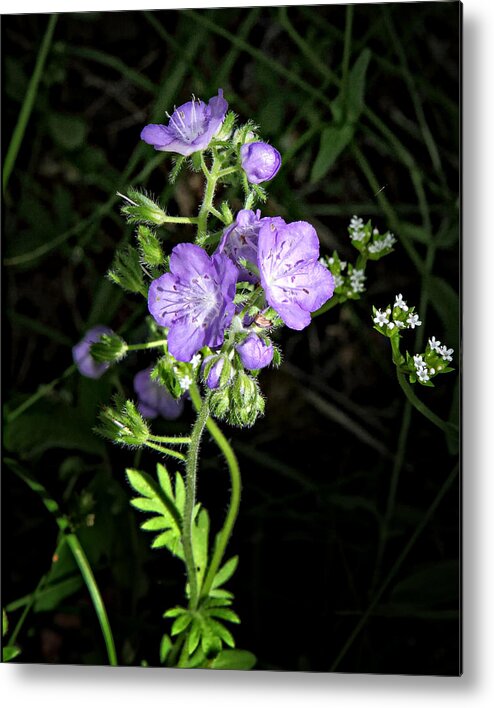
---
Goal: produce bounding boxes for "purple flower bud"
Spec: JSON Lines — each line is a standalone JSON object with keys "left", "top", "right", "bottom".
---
{"left": 72, "top": 325, "right": 113, "bottom": 379}
{"left": 240, "top": 142, "right": 281, "bottom": 184}
{"left": 201, "top": 356, "right": 231, "bottom": 390}
{"left": 236, "top": 333, "right": 273, "bottom": 371}
{"left": 148, "top": 243, "right": 238, "bottom": 362}
{"left": 133, "top": 367, "right": 184, "bottom": 420}
{"left": 141, "top": 89, "right": 228, "bottom": 156}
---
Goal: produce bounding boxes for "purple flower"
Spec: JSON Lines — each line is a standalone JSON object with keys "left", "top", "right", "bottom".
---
{"left": 72, "top": 325, "right": 113, "bottom": 379}
{"left": 140, "top": 90, "right": 228, "bottom": 157}
{"left": 133, "top": 367, "right": 184, "bottom": 420}
{"left": 236, "top": 334, "right": 273, "bottom": 370}
{"left": 217, "top": 209, "right": 285, "bottom": 283}
{"left": 258, "top": 220, "right": 335, "bottom": 330}
{"left": 148, "top": 243, "right": 238, "bottom": 362}
{"left": 240, "top": 142, "right": 281, "bottom": 184}
{"left": 201, "top": 356, "right": 231, "bottom": 390}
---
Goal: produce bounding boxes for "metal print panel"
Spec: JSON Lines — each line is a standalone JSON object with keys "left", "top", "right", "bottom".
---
{"left": 2, "top": 1, "right": 461, "bottom": 675}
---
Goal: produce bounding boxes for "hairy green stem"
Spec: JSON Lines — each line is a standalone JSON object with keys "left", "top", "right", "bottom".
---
{"left": 148, "top": 434, "right": 191, "bottom": 445}
{"left": 197, "top": 155, "right": 221, "bottom": 238}
{"left": 144, "top": 441, "right": 186, "bottom": 462}
{"left": 127, "top": 339, "right": 167, "bottom": 351}
{"left": 182, "top": 390, "right": 210, "bottom": 609}
{"left": 188, "top": 386, "right": 242, "bottom": 601}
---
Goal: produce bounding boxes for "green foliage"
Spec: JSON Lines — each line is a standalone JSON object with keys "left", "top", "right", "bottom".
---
{"left": 209, "top": 649, "right": 257, "bottom": 670}
{"left": 3, "top": 645, "right": 21, "bottom": 662}
{"left": 120, "top": 188, "right": 168, "bottom": 226}
{"left": 107, "top": 245, "right": 147, "bottom": 297}
{"left": 310, "top": 124, "right": 354, "bottom": 183}
{"left": 96, "top": 396, "right": 150, "bottom": 447}
{"left": 126, "top": 464, "right": 183, "bottom": 558}
{"left": 136, "top": 225, "right": 164, "bottom": 268}
{"left": 90, "top": 332, "right": 128, "bottom": 363}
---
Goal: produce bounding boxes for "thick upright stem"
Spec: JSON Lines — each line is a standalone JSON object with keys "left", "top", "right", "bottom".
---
{"left": 197, "top": 155, "right": 221, "bottom": 238}
{"left": 182, "top": 392, "right": 210, "bottom": 609}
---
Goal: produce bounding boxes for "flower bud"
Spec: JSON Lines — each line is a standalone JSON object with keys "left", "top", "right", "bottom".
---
{"left": 90, "top": 332, "right": 128, "bottom": 364}
{"left": 240, "top": 142, "right": 281, "bottom": 184}
{"left": 201, "top": 355, "right": 232, "bottom": 390}
{"left": 236, "top": 333, "right": 273, "bottom": 371}
{"left": 72, "top": 326, "right": 115, "bottom": 379}
{"left": 137, "top": 225, "right": 164, "bottom": 268}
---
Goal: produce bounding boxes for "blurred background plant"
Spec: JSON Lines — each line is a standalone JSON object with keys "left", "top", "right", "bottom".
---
{"left": 3, "top": 2, "right": 460, "bottom": 673}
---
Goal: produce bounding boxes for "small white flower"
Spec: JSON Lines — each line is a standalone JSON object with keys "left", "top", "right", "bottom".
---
{"left": 383, "top": 232, "right": 396, "bottom": 248}
{"left": 340, "top": 261, "right": 347, "bottom": 271}
{"left": 413, "top": 354, "right": 424, "bottom": 367}
{"left": 328, "top": 257, "right": 334, "bottom": 265}
{"left": 349, "top": 268, "right": 366, "bottom": 293}
{"left": 394, "top": 320, "right": 406, "bottom": 328}
{"left": 428, "top": 336, "right": 441, "bottom": 351}
{"left": 438, "top": 345, "right": 454, "bottom": 362}
{"left": 406, "top": 313, "right": 422, "bottom": 329}
{"left": 373, "top": 309, "right": 390, "bottom": 326}
{"left": 179, "top": 375, "right": 193, "bottom": 390}
{"left": 417, "top": 368, "right": 430, "bottom": 383}
{"left": 373, "top": 228, "right": 379, "bottom": 236}
{"left": 388, "top": 322, "right": 395, "bottom": 330}
{"left": 349, "top": 216, "right": 365, "bottom": 241}
{"left": 334, "top": 274, "right": 344, "bottom": 288}
{"left": 429, "top": 368, "right": 436, "bottom": 375}
{"left": 189, "top": 354, "right": 202, "bottom": 368}
{"left": 394, "top": 293, "right": 409, "bottom": 311}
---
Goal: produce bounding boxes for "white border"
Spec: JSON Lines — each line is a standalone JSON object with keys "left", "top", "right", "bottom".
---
{"left": 2, "top": 0, "right": 494, "bottom": 706}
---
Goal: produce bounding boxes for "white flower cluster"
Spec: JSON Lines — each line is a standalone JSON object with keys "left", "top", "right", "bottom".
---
{"left": 373, "top": 294, "right": 421, "bottom": 332}
{"left": 428, "top": 338, "right": 454, "bottom": 362}
{"left": 368, "top": 231, "right": 396, "bottom": 254}
{"left": 349, "top": 215, "right": 366, "bottom": 242}
{"left": 413, "top": 354, "right": 430, "bottom": 383}
{"left": 349, "top": 268, "right": 366, "bottom": 294}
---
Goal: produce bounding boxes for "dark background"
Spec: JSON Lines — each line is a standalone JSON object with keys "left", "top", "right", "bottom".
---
{"left": 2, "top": 2, "right": 460, "bottom": 674}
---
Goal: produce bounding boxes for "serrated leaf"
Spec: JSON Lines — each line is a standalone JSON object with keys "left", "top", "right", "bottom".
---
{"left": 157, "top": 463, "right": 173, "bottom": 499}
{"left": 140, "top": 516, "right": 170, "bottom": 532}
{"left": 130, "top": 497, "right": 160, "bottom": 513}
{"left": 163, "top": 606, "right": 187, "bottom": 619}
{"left": 192, "top": 508, "right": 210, "bottom": 591}
{"left": 207, "top": 618, "right": 235, "bottom": 648}
{"left": 151, "top": 530, "right": 177, "bottom": 549}
{"left": 310, "top": 124, "right": 354, "bottom": 183}
{"left": 208, "top": 608, "right": 241, "bottom": 624}
{"left": 175, "top": 472, "right": 185, "bottom": 512}
{"left": 212, "top": 556, "right": 238, "bottom": 589}
{"left": 171, "top": 613, "right": 193, "bottom": 636}
{"left": 126, "top": 469, "right": 157, "bottom": 499}
{"left": 187, "top": 619, "right": 201, "bottom": 656}
{"left": 2, "top": 646, "right": 21, "bottom": 662}
{"left": 160, "top": 634, "right": 173, "bottom": 664}
{"left": 209, "top": 649, "right": 257, "bottom": 671}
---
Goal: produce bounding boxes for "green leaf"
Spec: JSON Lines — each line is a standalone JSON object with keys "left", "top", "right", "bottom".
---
{"left": 171, "top": 613, "right": 193, "bottom": 636}
{"left": 2, "top": 610, "right": 8, "bottom": 637}
{"left": 208, "top": 607, "right": 240, "bottom": 624}
{"left": 207, "top": 618, "right": 235, "bottom": 647}
{"left": 192, "top": 508, "right": 210, "bottom": 592}
{"left": 159, "top": 634, "right": 172, "bottom": 664}
{"left": 34, "top": 575, "right": 84, "bottom": 612}
{"left": 2, "top": 646, "right": 21, "bottom": 662}
{"left": 346, "top": 49, "right": 371, "bottom": 123}
{"left": 209, "top": 649, "right": 257, "bottom": 670}
{"left": 310, "top": 124, "right": 354, "bottom": 183}
{"left": 212, "top": 556, "right": 238, "bottom": 590}
{"left": 187, "top": 620, "right": 201, "bottom": 656}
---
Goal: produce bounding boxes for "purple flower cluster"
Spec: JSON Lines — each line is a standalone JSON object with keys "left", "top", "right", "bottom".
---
{"left": 133, "top": 367, "right": 184, "bottom": 420}
{"left": 141, "top": 90, "right": 228, "bottom": 156}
